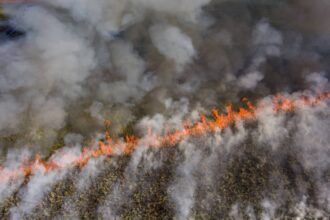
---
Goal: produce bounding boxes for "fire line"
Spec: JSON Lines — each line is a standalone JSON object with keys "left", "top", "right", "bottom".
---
{"left": 0, "top": 92, "right": 329, "bottom": 183}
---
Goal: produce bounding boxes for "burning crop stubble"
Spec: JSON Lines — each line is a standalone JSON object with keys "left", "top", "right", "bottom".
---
{"left": 0, "top": 0, "right": 330, "bottom": 219}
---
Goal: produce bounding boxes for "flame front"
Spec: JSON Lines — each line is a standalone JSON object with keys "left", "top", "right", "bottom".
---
{"left": 1, "top": 92, "right": 329, "bottom": 183}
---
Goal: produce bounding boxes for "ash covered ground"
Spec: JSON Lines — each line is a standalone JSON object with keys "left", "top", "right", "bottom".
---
{"left": 0, "top": 0, "right": 330, "bottom": 219}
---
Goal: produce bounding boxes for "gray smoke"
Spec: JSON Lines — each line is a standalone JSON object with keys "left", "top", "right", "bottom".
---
{"left": 0, "top": 0, "right": 330, "bottom": 219}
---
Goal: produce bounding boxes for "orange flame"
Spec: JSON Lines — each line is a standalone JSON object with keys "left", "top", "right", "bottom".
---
{"left": 0, "top": 92, "right": 329, "bottom": 183}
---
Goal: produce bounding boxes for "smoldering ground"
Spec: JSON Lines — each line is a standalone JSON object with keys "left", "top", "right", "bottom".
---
{"left": 0, "top": 0, "right": 330, "bottom": 219}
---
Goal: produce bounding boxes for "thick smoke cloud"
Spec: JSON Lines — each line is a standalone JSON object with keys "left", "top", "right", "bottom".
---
{"left": 150, "top": 24, "right": 196, "bottom": 72}
{"left": 0, "top": 0, "right": 330, "bottom": 219}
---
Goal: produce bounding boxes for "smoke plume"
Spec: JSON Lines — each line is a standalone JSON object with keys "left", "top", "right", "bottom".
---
{"left": 0, "top": 0, "right": 330, "bottom": 219}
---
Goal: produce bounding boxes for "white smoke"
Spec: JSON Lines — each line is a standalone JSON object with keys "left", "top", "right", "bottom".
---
{"left": 0, "top": 0, "right": 330, "bottom": 219}
{"left": 256, "top": 99, "right": 290, "bottom": 150}
{"left": 169, "top": 141, "right": 200, "bottom": 220}
{"left": 0, "top": 149, "right": 30, "bottom": 201}
{"left": 98, "top": 40, "right": 149, "bottom": 104}
{"left": 150, "top": 24, "right": 196, "bottom": 72}
{"left": 0, "top": 5, "right": 96, "bottom": 147}
{"left": 10, "top": 166, "right": 68, "bottom": 219}
{"left": 238, "top": 71, "right": 264, "bottom": 90}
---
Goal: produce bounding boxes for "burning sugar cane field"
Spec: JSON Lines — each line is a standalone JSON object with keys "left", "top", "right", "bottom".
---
{"left": 0, "top": 0, "right": 330, "bottom": 219}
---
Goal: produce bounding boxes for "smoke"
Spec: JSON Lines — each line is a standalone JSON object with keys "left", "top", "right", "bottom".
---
{"left": 238, "top": 71, "right": 264, "bottom": 90}
{"left": 9, "top": 167, "right": 68, "bottom": 219}
{"left": 0, "top": 0, "right": 330, "bottom": 219}
{"left": 168, "top": 141, "right": 201, "bottom": 220}
{"left": 150, "top": 24, "right": 196, "bottom": 72}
